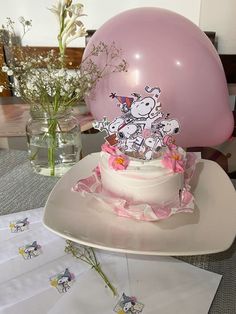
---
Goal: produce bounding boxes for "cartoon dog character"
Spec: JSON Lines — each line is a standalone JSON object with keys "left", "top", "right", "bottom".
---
{"left": 158, "top": 119, "right": 180, "bottom": 136}
{"left": 120, "top": 293, "right": 136, "bottom": 313}
{"left": 129, "top": 87, "right": 163, "bottom": 129}
{"left": 24, "top": 241, "right": 40, "bottom": 259}
{"left": 93, "top": 117, "right": 125, "bottom": 135}
{"left": 143, "top": 136, "right": 163, "bottom": 160}
{"left": 117, "top": 123, "right": 140, "bottom": 152}
{"left": 13, "top": 217, "right": 29, "bottom": 232}
{"left": 57, "top": 268, "right": 73, "bottom": 293}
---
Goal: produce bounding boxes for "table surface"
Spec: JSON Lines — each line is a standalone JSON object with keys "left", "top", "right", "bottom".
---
{"left": 0, "top": 149, "right": 235, "bottom": 314}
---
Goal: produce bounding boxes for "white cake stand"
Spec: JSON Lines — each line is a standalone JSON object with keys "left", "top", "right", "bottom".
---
{"left": 43, "top": 153, "right": 236, "bottom": 256}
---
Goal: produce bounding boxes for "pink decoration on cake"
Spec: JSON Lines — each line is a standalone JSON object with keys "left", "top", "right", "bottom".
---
{"left": 101, "top": 143, "right": 130, "bottom": 170}
{"left": 161, "top": 149, "right": 185, "bottom": 173}
{"left": 163, "top": 135, "right": 177, "bottom": 149}
{"left": 72, "top": 153, "right": 197, "bottom": 222}
{"left": 101, "top": 143, "right": 117, "bottom": 155}
{"left": 108, "top": 154, "right": 129, "bottom": 171}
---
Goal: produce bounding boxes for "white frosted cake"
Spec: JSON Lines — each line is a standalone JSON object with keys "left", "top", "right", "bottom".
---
{"left": 73, "top": 85, "right": 196, "bottom": 221}
{"left": 99, "top": 148, "right": 184, "bottom": 206}
{"left": 72, "top": 143, "right": 196, "bottom": 221}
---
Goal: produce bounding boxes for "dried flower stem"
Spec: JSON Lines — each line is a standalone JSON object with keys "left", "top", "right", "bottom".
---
{"left": 65, "top": 240, "right": 117, "bottom": 297}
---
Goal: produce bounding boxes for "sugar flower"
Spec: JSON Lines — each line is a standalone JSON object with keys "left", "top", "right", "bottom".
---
{"left": 161, "top": 148, "right": 185, "bottom": 173}
{"left": 109, "top": 154, "right": 129, "bottom": 171}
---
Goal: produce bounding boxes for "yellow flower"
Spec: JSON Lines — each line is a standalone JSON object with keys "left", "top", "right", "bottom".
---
{"left": 18, "top": 247, "right": 25, "bottom": 255}
{"left": 50, "top": 278, "right": 58, "bottom": 287}
{"left": 172, "top": 153, "right": 181, "bottom": 161}
{"left": 115, "top": 156, "right": 126, "bottom": 165}
{"left": 9, "top": 223, "right": 15, "bottom": 230}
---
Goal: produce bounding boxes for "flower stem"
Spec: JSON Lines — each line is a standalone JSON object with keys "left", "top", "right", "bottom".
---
{"left": 48, "top": 119, "right": 57, "bottom": 176}
{"left": 94, "top": 263, "right": 118, "bottom": 297}
{"left": 65, "top": 241, "right": 117, "bottom": 297}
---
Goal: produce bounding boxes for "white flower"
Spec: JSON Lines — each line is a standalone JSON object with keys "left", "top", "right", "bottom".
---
{"left": 18, "top": 16, "right": 25, "bottom": 23}
{"left": 0, "top": 85, "right": 4, "bottom": 92}
{"left": 2, "top": 65, "right": 8, "bottom": 72}
{"left": 7, "top": 69, "right": 13, "bottom": 76}
{"left": 15, "top": 91, "right": 21, "bottom": 97}
{"left": 26, "top": 81, "right": 35, "bottom": 91}
{"left": 57, "top": 69, "right": 65, "bottom": 77}
{"left": 64, "top": 83, "right": 70, "bottom": 91}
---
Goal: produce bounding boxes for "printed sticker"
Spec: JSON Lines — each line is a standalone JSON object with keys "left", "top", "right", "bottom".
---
{"left": 18, "top": 241, "right": 41, "bottom": 259}
{"left": 50, "top": 268, "right": 75, "bottom": 293}
{"left": 114, "top": 293, "right": 144, "bottom": 314}
{"left": 9, "top": 217, "right": 29, "bottom": 233}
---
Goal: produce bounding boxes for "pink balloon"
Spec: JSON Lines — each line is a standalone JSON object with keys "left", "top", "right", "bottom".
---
{"left": 84, "top": 7, "right": 234, "bottom": 147}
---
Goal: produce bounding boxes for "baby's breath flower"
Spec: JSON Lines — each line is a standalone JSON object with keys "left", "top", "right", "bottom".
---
{"left": 2, "top": 65, "right": 8, "bottom": 72}
{"left": 0, "top": 85, "right": 4, "bottom": 92}
{"left": 0, "top": 7, "right": 127, "bottom": 114}
{"left": 7, "top": 69, "right": 13, "bottom": 76}
{"left": 65, "top": 240, "right": 117, "bottom": 296}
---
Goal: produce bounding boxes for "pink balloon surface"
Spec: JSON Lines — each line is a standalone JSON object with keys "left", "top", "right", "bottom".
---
{"left": 84, "top": 7, "right": 234, "bottom": 147}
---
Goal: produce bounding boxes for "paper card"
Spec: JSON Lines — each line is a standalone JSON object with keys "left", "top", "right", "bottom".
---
{"left": 127, "top": 255, "right": 222, "bottom": 314}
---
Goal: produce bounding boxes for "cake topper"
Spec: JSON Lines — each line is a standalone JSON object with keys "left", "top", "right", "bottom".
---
{"left": 93, "top": 86, "right": 180, "bottom": 160}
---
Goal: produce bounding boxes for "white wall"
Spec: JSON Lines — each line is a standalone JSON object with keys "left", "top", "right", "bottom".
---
{"left": 0, "top": 0, "right": 201, "bottom": 47}
{"left": 199, "top": 0, "right": 236, "bottom": 54}
{"left": 1, "top": 0, "right": 235, "bottom": 52}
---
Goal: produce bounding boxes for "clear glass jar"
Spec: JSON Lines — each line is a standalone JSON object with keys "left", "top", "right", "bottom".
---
{"left": 26, "top": 108, "right": 82, "bottom": 177}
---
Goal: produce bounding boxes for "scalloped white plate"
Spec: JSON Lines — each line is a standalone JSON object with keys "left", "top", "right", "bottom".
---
{"left": 43, "top": 153, "right": 236, "bottom": 256}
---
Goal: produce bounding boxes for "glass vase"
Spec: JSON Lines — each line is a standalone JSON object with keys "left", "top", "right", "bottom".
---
{"left": 26, "top": 108, "right": 82, "bottom": 177}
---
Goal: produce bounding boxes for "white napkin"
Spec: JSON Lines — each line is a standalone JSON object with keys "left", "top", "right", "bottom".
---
{"left": 0, "top": 208, "right": 43, "bottom": 242}
{"left": 0, "top": 253, "right": 89, "bottom": 310}
{"left": 48, "top": 254, "right": 221, "bottom": 314}
{"left": 0, "top": 224, "right": 59, "bottom": 263}
{"left": 0, "top": 208, "right": 222, "bottom": 314}
{"left": 0, "top": 289, "right": 60, "bottom": 314}
{"left": 127, "top": 255, "right": 222, "bottom": 314}
{"left": 48, "top": 252, "right": 129, "bottom": 314}
{"left": 0, "top": 238, "right": 66, "bottom": 284}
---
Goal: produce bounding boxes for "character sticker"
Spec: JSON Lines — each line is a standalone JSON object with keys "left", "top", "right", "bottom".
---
{"left": 18, "top": 241, "right": 41, "bottom": 259}
{"left": 93, "top": 86, "right": 180, "bottom": 160}
{"left": 114, "top": 293, "right": 144, "bottom": 314}
{"left": 9, "top": 217, "right": 29, "bottom": 233}
{"left": 50, "top": 268, "right": 75, "bottom": 293}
